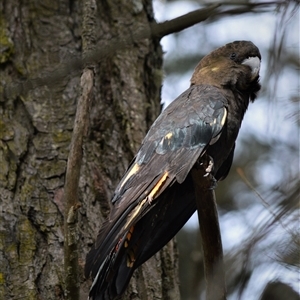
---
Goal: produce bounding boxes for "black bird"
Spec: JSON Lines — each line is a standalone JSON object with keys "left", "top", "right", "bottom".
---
{"left": 85, "top": 40, "right": 261, "bottom": 300}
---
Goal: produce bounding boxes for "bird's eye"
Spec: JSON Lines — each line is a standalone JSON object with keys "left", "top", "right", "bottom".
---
{"left": 230, "top": 53, "right": 237, "bottom": 60}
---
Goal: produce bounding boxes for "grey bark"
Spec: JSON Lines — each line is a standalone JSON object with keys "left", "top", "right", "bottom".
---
{"left": 0, "top": 1, "right": 180, "bottom": 299}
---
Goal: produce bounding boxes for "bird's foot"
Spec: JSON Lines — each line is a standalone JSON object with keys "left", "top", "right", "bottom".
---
{"left": 194, "top": 155, "right": 217, "bottom": 190}
{"left": 203, "top": 156, "right": 217, "bottom": 190}
{"left": 204, "top": 158, "right": 214, "bottom": 177}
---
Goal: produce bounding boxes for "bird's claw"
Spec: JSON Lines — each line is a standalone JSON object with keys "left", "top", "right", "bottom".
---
{"left": 204, "top": 156, "right": 214, "bottom": 177}
{"left": 202, "top": 156, "right": 217, "bottom": 190}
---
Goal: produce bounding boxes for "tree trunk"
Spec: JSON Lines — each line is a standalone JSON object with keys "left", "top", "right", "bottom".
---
{"left": 0, "top": 1, "right": 180, "bottom": 299}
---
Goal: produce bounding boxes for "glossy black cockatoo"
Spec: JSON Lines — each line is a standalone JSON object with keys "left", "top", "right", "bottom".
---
{"left": 85, "top": 40, "right": 261, "bottom": 299}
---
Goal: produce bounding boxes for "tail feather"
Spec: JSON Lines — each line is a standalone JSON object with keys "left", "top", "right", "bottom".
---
{"left": 86, "top": 174, "right": 197, "bottom": 300}
{"left": 88, "top": 230, "right": 140, "bottom": 300}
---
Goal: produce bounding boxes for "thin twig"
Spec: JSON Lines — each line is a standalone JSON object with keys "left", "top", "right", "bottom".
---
{"left": 236, "top": 167, "right": 295, "bottom": 236}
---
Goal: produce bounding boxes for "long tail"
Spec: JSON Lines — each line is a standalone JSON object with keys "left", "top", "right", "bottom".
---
{"left": 85, "top": 174, "right": 196, "bottom": 300}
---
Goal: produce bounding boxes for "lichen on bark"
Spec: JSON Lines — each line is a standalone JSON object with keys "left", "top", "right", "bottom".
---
{"left": 0, "top": 1, "right": 180, "bottom": 299}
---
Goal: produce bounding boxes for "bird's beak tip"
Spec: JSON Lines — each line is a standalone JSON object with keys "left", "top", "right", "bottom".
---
{"left": 242, "top": 56, "right": 261, "bottom": 80}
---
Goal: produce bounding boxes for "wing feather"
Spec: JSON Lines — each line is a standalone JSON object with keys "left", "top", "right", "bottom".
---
{"left": 85, "top": 84, "right": 228, "bottom": 282}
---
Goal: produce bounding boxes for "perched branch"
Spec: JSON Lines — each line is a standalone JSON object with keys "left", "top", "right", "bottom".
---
{"left": 3, "top": 1, "right": 283, "bottom": 99}
{"left": 63, "top": 0, "right": 96, "bottom": 299}
{"left": 191, "top": 155, "right": 226, "bottom": 300}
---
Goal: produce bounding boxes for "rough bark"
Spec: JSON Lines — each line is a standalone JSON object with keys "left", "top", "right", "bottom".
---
{"left": 0, "top": 1, "right": 179, "bottom": 299}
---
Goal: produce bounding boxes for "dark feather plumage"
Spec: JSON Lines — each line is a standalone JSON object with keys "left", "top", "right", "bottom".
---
{"left": 85, "top": 40, "right": 261, "bottom": 300}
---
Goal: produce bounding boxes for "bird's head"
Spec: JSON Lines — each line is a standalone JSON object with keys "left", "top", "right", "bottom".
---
{"left": 191, "top": 41, "right": 261, "bottom": 101}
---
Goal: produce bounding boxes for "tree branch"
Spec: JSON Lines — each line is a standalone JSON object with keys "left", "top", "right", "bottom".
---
{"left": 3, "top": 1, "right": 284, "bottom": 99}
{"left": 191, "top": 155, "right": 226, "bottom": 300}
{"left": 63, "top": 0, "right": 96, "bottom": 299}
{"left": 64, "top": 68, "right": 93, "bottom": 299}
{"left": 150, "top": 4, "right": 219, "bottom": 38}
{"left": 64, "top": 68, "right": 93, "bottom": 298}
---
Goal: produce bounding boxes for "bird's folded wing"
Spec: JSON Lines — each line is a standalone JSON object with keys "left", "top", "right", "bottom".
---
{"left": 85, "top": 84, "right": 227, "bottom": 278}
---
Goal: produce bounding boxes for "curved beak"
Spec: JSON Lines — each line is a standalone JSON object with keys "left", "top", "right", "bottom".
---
{"left": 242, "top": 56, "right": 261, "bottom": 80}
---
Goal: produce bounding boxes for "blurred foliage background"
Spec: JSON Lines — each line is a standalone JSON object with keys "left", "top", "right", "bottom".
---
{"left": 153, "top": 1, "right": 299, "bottom": 299}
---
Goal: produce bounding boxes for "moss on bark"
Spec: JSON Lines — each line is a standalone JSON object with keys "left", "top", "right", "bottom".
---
{"left": 0, "top": 1, "right": 180, "bottom": 299}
